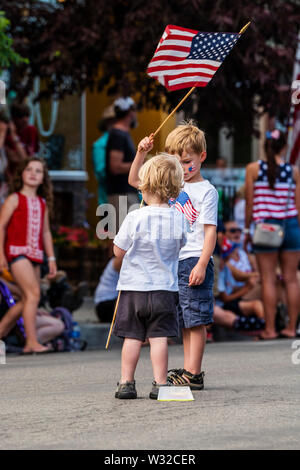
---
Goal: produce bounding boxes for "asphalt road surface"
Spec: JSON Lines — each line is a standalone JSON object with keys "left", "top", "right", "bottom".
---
{"left": 1, "top": 339, "right": 299, "bottom": 450}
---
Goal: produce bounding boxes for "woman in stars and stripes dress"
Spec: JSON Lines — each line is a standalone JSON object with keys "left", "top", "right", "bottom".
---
{"left": 244, "top": 130, "right": 300, "bottom": 340}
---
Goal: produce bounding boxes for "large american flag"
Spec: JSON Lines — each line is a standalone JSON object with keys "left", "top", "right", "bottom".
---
{"left": 170, "top": 191, "right": 199, "bottom": 225}
{"left": 147, "top": 24, "right": 241, "bottom": 91}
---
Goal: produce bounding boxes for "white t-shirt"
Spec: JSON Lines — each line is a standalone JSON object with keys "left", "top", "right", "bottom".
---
{"left": 114, "top": 206, "right": 187, "bottom": 291}
{"left": 174, "top": 180, "right": 218, "bottom": 261}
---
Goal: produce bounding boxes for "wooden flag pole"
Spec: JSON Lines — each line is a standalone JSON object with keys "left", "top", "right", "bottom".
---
{"left": 153, "top": 86, "right": 196, "bottom": 137}
{"left": 153, "top": 21, "right": 251, "bottom": 138}
{"left": 239, "top": 21, "right": 251, "bottom": 35}
{"left": 105, "top": 290, "right": 121, "bottom": 349}
{"left": 105, "top": 21, "right": 251, "bottom": 350}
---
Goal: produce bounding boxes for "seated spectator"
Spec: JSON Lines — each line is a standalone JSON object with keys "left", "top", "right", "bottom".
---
{"left": 212, "top": 246, "right": 264, "bottom": 337}
{"left": 213, "top": 304, "right": 265, "bottom": 334}
{"left": 217, "top": 238, "right": 265, "bottom": 326}
{"left": 94, "top": 257, "right": 122, "bottom": 322}
{"left": 35, "top": 309, "right": 64, "bottom": 347}
{"left": 0, "top": 278, "right": 64, "bottom": 350}
{"left": 224, "top": 219, "right": 260, "bottom": 298}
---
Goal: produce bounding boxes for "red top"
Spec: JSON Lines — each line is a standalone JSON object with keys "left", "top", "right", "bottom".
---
{"left": 5, "top": 192, "right": 46, "bottom": 263}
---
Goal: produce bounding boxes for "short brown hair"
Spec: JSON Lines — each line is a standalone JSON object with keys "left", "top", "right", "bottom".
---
{"left": 165, "top": 121, "right": 206, "bottom": 156}
{"left": 138, "top": 153, "right": 183, "bottom": 202}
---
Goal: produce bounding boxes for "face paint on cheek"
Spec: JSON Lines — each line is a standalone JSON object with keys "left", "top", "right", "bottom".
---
{"left": 188, "top": 162, "right": 196, "bottom": 173}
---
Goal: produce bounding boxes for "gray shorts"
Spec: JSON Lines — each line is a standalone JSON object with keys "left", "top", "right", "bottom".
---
{"left": 177, "top": 257, "right": 214, "bottom": 329}
{"left": 113, "top": 290, "right": 179, "bottom": 342}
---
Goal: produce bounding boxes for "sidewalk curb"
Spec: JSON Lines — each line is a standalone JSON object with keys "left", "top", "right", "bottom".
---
{"left": 79, "top": 322, "right": 123, "bottom": 350}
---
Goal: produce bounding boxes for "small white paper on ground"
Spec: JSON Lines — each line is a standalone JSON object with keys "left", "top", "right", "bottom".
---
{"left": 157, "top": 386, "right": 194, "bottom": 401}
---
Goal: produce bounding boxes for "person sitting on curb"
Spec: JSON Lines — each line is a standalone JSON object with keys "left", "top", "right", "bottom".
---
{"left": 94, "top": 257, "right": 121, "bottom": 323}
{"left": 217, "top": 238, "right": 265, "bottom": 329}
{"left": 223, "top": 219, "right": 261, "bottom": 301}
{"left": 0, "top": 277, "right": 64, "bottom": 351}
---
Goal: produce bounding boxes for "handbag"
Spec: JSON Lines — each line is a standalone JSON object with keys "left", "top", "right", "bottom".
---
{"left": 253, "top": 184, "right": 292, "bottom": 248}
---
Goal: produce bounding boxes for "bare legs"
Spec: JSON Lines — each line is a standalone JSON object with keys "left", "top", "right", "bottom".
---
{"left": 213, "top": 305, "right": 236, "bottom": 328}
{"left": 0, "top": 301, "right": 23, "bottom": 339}
{"left": 120, "top": 338, "right": 142, "bottom": 382}
{"left": 120, "top": 336, "right": 168, "bottom": 384}
{"left": 182, "top": 325, "right": 206, "bottom": 375}
{"left": 256, "top": 250, "right": 300, "bottom": 338}
{"left": 36, "top": 313, "right": 64, "bottom": 344}
{"left": 149, "top": 337, "right": 168, "bottom": 384}
{"left": 256, "top": 252, "right": 279, "bottom": 339}
{"left": 278, "top": 251, "right": 300, "bottom": 337}
{"left": 239, "top": 299, "right": 264, "bottom": 319}
{"left": 10, "top": 258, "right": 48, "bottom": 353}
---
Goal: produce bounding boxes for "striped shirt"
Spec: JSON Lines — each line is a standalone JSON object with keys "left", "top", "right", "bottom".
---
{"left": 253, "top": 160, "right": 298, "bottom": 221}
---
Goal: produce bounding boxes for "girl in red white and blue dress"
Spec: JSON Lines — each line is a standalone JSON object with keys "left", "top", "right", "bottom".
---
{"left": 245, "top": 130, "right": 300, "bottom": 340}
{"left": 0, "top": 157, "right": 57, "bottom": 353}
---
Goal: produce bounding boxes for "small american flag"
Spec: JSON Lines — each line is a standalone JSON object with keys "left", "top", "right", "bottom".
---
{"left": 170, "top": 191, "right": 199, "bottom": 225}
{"left": 147, "top": 24, "right": 241, "bottom": 91}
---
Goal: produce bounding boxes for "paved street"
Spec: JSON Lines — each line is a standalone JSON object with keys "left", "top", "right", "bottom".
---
{"left": 0, "top": 339, "right": 299, "bottom": 450}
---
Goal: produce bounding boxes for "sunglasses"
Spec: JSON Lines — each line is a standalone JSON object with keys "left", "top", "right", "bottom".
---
{"left": 227, "top": 228, "right": 242, "bottom": 234}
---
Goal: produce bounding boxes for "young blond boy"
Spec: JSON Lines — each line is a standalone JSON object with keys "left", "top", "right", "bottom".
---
{"left": 114, "top": 151, "right": 187, "bottom": 399}
{"left": 129, "top": 123, "right": 218, "bottom": 389}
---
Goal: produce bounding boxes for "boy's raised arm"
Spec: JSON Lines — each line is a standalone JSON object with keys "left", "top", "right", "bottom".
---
{"left": 128, "top": 134, "right": 154, "bottom": 189}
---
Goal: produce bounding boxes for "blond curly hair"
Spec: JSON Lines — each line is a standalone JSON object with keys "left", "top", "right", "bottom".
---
{"left": 138, "top": 153, "right": 183, "bottom": 202}
{"left": 165, "top": 121, "right": 206, "bottom": 157}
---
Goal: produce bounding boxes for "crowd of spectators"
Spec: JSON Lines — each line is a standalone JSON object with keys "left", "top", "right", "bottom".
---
{"left": 1, "top": 97, "right": 300, "bottom": 353}
{"left": 0, "top": 102, "right": 87, "bottom": 353}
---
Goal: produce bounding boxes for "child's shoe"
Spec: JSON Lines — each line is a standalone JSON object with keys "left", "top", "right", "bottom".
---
{"left": 149, "top": 380, "right": 172, "bottom": 400}
{"left": 168, "top": 369, "right": 205, "bottom": 390}
{"left": 115, "top": 381, "right": 137, "bottom": 399}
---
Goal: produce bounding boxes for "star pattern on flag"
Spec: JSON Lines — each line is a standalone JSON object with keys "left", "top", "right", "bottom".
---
{"left": 187, "top": 33, "right": 239, "bottom": 62}
{"left": 147, "top": 25, "right": 241, "bottom": 91}
{"left": 258, "top": 161, "right": 294, "bottom": 184}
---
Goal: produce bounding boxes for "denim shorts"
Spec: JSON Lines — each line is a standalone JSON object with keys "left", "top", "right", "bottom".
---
{"left": 9, "top": 255, "right": 41, "bottom": 268}
{"left": 253, "top": 216, "right": 300, "bottom": 254}
{"left": 177, "top": 257, "right": 214, "bottom": 329}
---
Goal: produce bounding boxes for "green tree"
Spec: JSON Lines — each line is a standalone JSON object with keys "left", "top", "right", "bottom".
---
{"left": 0, "top": 10, "right": 28, "bottom": 71}
{"left": 2, "top": 0, "right": 300, "bottom": 134}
